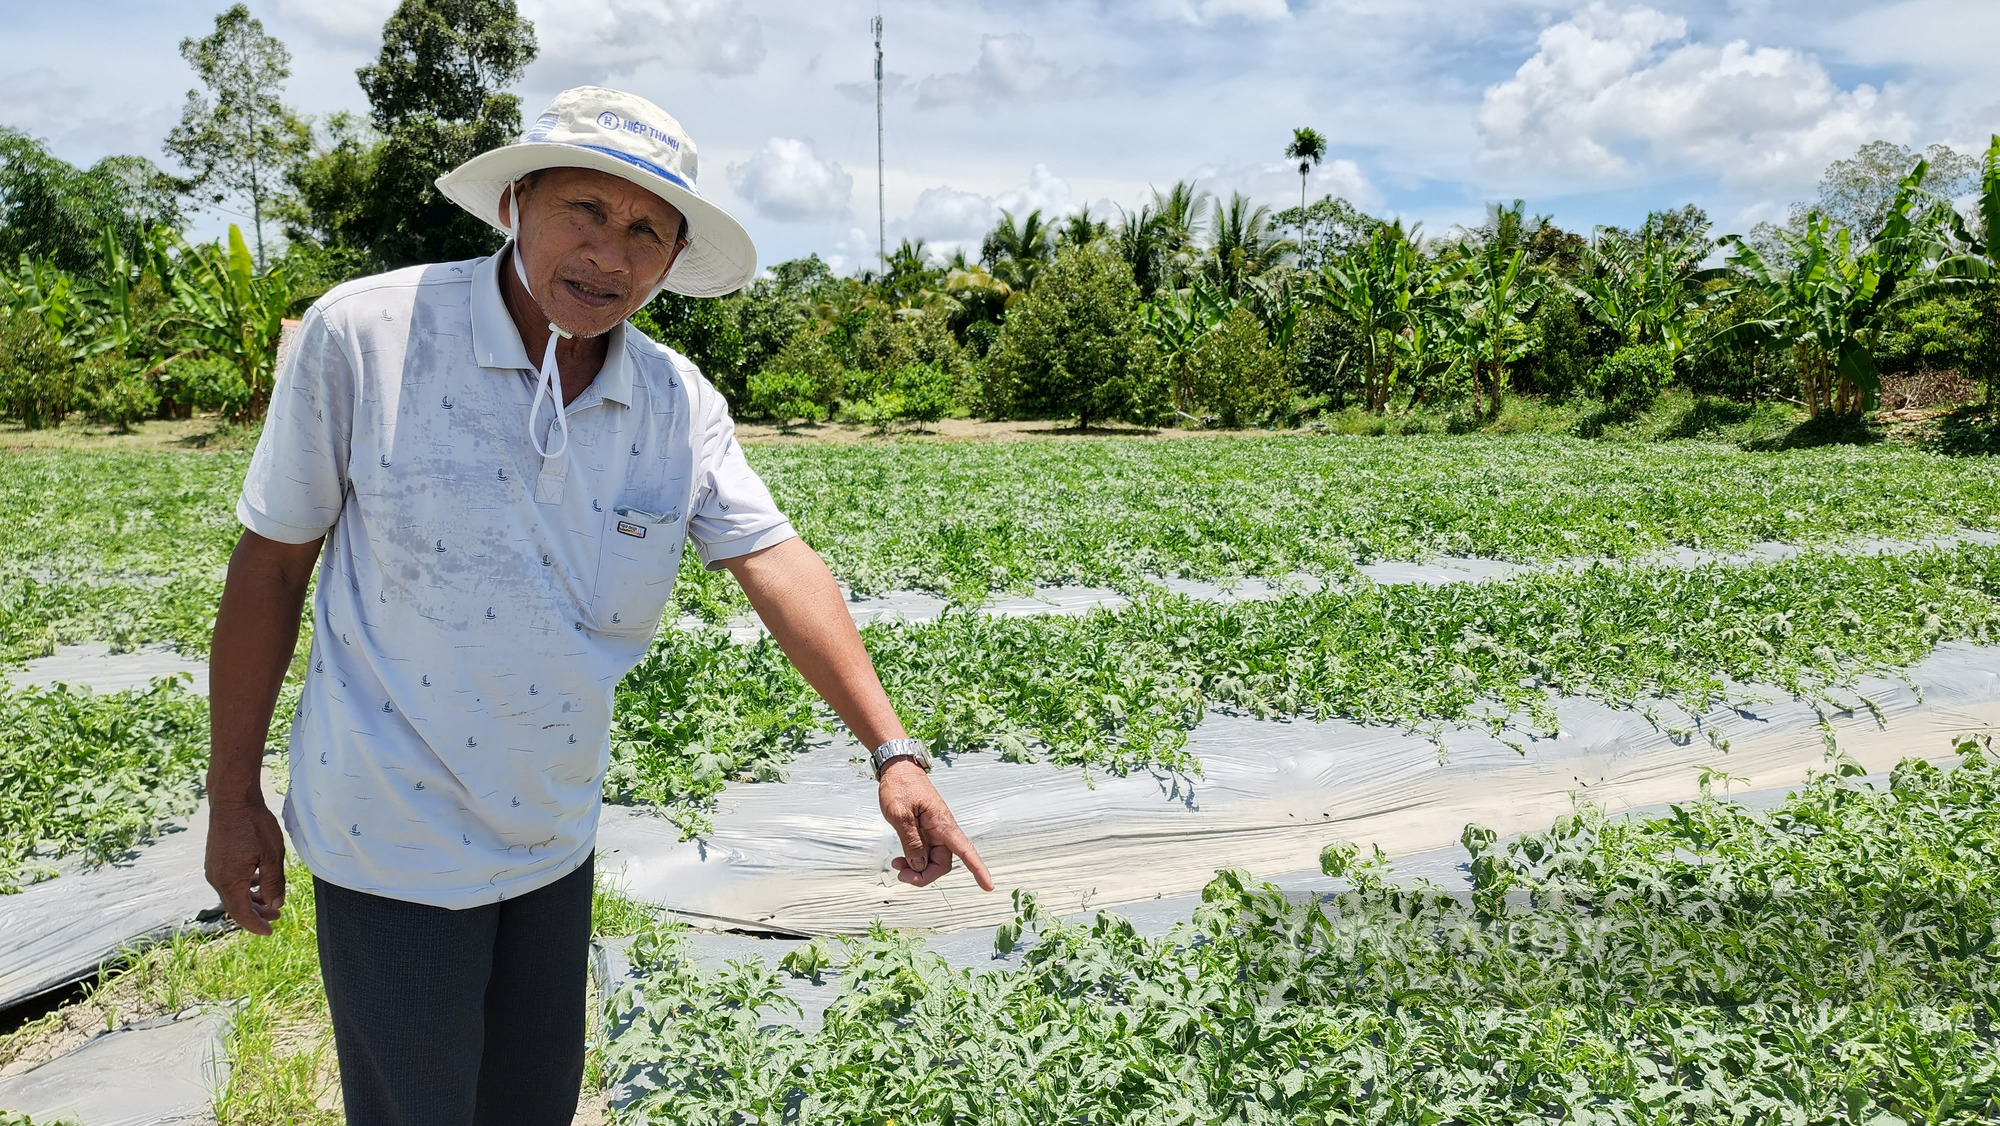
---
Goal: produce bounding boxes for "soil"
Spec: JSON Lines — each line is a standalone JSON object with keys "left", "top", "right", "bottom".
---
{"left": 0, "top": 415, "right": 258, "bottom": 452}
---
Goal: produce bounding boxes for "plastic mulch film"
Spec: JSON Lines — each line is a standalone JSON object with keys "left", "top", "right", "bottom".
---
{"left": 0, "top": 1006, "right": 232, "bottom": 1125}
{"left": 594, "top": 641, "right": 2000, "bottom": 936}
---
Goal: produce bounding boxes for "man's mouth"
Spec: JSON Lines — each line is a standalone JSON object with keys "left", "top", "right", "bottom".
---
{"left": 560, "top": 277, "right": 622, "bottom": 308}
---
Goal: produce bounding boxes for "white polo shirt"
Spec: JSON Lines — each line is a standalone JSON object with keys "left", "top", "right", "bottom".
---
{"left": 238, "top": 252, "right": 796, "bottom": 908}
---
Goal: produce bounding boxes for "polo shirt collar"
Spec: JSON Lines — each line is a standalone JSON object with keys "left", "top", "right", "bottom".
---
{"left": 469, "top": 251, "right": 635, "bottom": 409}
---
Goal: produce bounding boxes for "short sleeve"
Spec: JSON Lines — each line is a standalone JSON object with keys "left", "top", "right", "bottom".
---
{"left": 237, "top": 306, "right": 355, "bottom": 544}
{"left": 685, "top": 368, "right": 796, "bottom": 570}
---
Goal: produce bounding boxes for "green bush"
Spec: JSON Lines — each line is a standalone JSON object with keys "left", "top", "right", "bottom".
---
{"left": 746, "top": 366, "right": 829, "bottom": 428}
{"left": 1187, "top": 307, "right": 1292, "bottom": 428}
{"left": 154, "top": 354, "right": 249, "bottom": 419}
{"left": 1593, "top": 342, "right": 1675, "bottom": 408}
{"left": 745, "top": 323, "right": 843, "bottom": 425}
{"left": 1518, "top": 296, "right": 1599, "bottom": 400}
{"left": 0, "top": 311, "right": 76, "bottom": 429}
{"left": 987, "top": 247, "right": 1157, "bottom": 428}
{"left": 74, "top": 352, "right": 159, "bottom": 430}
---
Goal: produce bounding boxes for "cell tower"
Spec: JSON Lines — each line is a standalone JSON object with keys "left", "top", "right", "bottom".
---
{"left": 872, "top": 8, "right": 885, "bottom": 271}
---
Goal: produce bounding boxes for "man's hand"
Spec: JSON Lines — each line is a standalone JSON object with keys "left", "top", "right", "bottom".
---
{"left": 726, "top": 538, "right": 996, "bottom": 892}
{"left": 205, "top": 796, "right": 288, "bottom": 935}
{"left": 878, "top": 760, "right": 993, "bottom": 890}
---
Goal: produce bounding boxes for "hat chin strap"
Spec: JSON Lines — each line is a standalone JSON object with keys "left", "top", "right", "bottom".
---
{"left": 507, "top": 184, "right": 573, "bottom": 462}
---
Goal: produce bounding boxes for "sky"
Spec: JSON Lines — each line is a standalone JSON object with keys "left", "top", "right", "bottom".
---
{"left": 4, "top": 0, "right": 1997, "bottom": 275}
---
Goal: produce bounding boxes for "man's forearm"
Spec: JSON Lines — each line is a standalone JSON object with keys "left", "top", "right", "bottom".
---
{"left": 209, "top": 532, "right": 321, "bottom": 808}
{"left": 725, "top": 537, "right": 907, "bottom": 751}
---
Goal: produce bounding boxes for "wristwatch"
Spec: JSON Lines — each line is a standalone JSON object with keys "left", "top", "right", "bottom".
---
{"left": 869, "top": 737, "right": 933, "bottom": 780}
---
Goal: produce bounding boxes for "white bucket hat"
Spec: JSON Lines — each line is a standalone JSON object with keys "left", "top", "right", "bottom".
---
{"left": 435, "top": 85, "right": 757, "bottom": 298}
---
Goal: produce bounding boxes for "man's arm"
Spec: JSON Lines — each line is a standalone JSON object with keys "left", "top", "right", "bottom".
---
{"left": 723, "top": 537, "right": 994, "bottom": 891}
{"left": 206, "top": 529, "right": 323, "bottom": 935}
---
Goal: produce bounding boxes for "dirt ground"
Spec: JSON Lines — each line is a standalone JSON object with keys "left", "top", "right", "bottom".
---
{"left": 0, "top": 412, "right": 1282, "bottom": 454}
{"left": 0, "top": 415, "right": 259, "bottom": 452}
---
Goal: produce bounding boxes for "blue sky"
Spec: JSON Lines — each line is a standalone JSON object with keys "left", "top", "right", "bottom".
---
{"left": 5, "top": 0, "right": 1996, "bottom": 274}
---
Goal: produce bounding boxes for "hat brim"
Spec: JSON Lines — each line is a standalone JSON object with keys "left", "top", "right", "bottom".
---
{"left": 435, "top": 142, "right": 757, "bottom": 299}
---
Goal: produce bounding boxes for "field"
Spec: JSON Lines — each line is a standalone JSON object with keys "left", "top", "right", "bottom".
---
{"left": 2, "top": 428, "right": 2000, "bottom": 1121}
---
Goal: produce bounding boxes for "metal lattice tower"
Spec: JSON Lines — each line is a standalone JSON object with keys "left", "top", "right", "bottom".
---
{"left": 872, "top": 9, "right": 885, "bottom": 271}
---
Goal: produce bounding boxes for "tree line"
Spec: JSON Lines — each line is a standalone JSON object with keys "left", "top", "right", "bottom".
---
{"left": 1, "top": 0, "right": 1996, "bottom": 435}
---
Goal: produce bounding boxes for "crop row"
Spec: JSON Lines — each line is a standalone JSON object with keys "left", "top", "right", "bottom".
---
{"left": 10, "top": 543, "right": 1998, "bottom": 875}
{"left": 0, "top": 678, "right": 210, "bottom": 892}
{"left": 5, "top": 436, "right": 1999, "bottom": 654}
{"left": 610, "top": 544, "right": 2000, "bottom": 830}
{"left": 602, "top": 740, "right": 2000, "bottom": 1124}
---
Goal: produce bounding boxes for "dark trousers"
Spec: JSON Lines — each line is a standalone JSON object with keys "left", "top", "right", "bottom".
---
{"left": 314, "top": 854, "right": 594, "bottom": 1126}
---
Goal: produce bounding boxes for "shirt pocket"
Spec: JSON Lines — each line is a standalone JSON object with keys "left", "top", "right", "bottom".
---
{"left": 589, "top": 499, "right": 688, "bottom": 637}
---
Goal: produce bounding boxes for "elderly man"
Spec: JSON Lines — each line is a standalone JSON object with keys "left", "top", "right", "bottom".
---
{"left": 205, "top": 86, "right": 990, "bottom": 1124}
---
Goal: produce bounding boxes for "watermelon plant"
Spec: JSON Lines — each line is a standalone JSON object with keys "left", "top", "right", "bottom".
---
{"left": 600, "top": 740, "right": 2000, "bottom": 1124}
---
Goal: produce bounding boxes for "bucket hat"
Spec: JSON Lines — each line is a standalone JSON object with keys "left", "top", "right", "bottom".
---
{"left": 436, "top": 85, "right": 757, "bottom": 298}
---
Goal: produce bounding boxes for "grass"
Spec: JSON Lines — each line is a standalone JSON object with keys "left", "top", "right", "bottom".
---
{"left": 0, "top": 863, "right": 663, "bottom": 1123}
{"left": 601, "top": 740, "right": 2000, "bottom": 1124}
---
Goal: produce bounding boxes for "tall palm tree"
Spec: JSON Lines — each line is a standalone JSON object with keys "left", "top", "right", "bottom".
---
{"left": 1150, "top": 181, "right": 1211, "bottom": 287}
{"left": 980, "top": 208, "right": 1055, "bottom": 292}
{"left": 1204, "top": 192, "right": 1294, "bottom": 298}
{"left": 1114, "top": 203, "right": 1169, "bottom": 298}
{"left": 1058, "top": 205, "right": 1109, "bottom": 249}
{"left": 1285, "top": 127, "right": 1328, "bottom": 215}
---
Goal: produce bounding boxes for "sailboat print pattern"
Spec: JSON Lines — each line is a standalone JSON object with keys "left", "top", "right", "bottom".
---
{"left": 244, "top": 250, "right": 796, "bottom": 907}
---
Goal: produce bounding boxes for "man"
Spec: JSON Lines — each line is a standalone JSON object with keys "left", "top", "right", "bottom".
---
{"left": 205, "top": 86, "right": 991, "bottom": 1124}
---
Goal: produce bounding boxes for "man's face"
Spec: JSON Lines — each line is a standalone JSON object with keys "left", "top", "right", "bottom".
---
{"left": 500, "top": 167, "right": 688, "bottom": 338}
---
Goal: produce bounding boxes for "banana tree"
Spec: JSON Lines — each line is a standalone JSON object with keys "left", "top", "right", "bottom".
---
{"left": 1140, "top": 275, "right": 1230, "bottom": 415}
{"left": 1572, "top": 223, "right": 1716, "bottom": 363}
{"left": 163, "top": 224, "right": 292, "bottom": 420}
{"left": 1451, "top": 240, "right": 1540, "bottom": 417}
{"left": 1715, "top": 162, "right": 1942, "bottom": 417}
{"left": 1936, "top": 134, "right": 2000, "bottom": 404}
{"left": 1314, "top": 224, "right": 1429, "bottom": 412}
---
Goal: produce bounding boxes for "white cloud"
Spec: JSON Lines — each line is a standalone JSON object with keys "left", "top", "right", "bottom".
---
{"left": 1134, "top": 0, "right": 1293, "bottom": 25}
{"left": 1478, "top": 2, "right": 1912, "bottom": 189}
{"left": 270, "top": 0, "right": 398, "bottom": 48}
{"left": 1184, "top": 157, "right": 1380, "bottom": 214}
{"left": 528, "top": 0, "right": 765, "bottom": 83}
{"left": 890, "top": 164, "right": 1076, "bottom": 258}
{"left": 726, "top": 136, "right": 852, "bottom": 222}
{"left": 915, "top": 34, "right": 1103, "bottom": 109}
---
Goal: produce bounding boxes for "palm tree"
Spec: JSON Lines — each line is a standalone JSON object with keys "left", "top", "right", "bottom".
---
{"left": 1204, "top": 192, "right": 1294, "bottom": 298}
{"left": 880, "top": 237, "right": 938, "bottom": 308}
{"left": 1113, "top": 203, "right": 1170, "bottom": 299}
{"left": 1058, "top": 205, "right": 1109, "bottom": 249}
{"left": 1149, "top": 181, "right": 1211, "bottom": 288}
{"left": 980, "top": 208, "right": 1055, "bottom": 292}
{"left": 1284, "top": 127, "right": 1328, "bottom": 215}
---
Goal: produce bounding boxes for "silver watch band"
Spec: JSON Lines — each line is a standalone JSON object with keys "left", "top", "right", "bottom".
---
{"left": 870, "top": 737, "right": 931, "bottom": 778}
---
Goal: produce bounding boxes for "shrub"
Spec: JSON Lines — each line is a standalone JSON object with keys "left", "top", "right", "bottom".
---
{"left": 746, "top": 366, "right": 829, "bottom": 429}
{"left": 986, "top": 247, "right": 1153, "bottom": 428}
{"left": 1187, "top": 307, "right": 1291, "bottom": 428}
{"left": 745, "top": 324, "right": 843, "bottom": 425}
{"left": 74, "top": 352, "right": 159, "bottom": 430}
{"left": 1592, "top": 342, "right": 1674, "bottom": 409}
{"left": 0, "top": 311, "right": 76, "bottom": 429}
{"left": 1517, "top": 297, "right": 1598, "bottom": 400}
{"left": 154, "top": 354, "right": 249, "bottom": 419}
